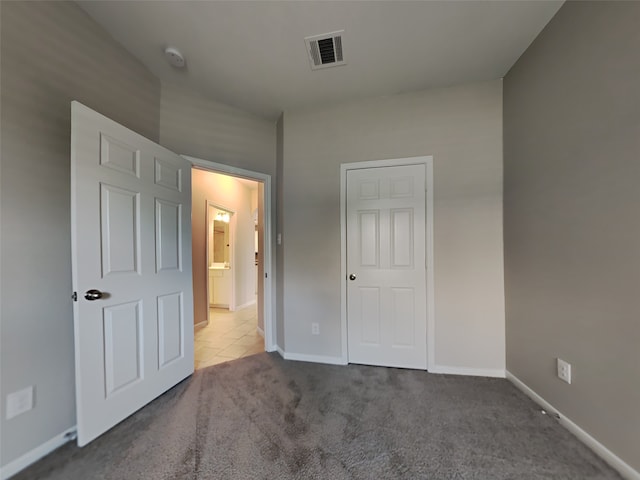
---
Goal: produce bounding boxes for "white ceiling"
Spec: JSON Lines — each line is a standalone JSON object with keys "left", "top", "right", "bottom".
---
{"left": 77, "top": 1, "right": 563, "bottom": 121}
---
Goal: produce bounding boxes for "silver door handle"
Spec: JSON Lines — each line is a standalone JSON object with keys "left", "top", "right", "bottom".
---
{"left": 349, "top": 274, "right": 356, "bottom": 281}
{"left": 84, "top": 289, "right": 103, "bottom": 301}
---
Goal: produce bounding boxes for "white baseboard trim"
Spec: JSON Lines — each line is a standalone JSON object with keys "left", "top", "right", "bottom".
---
{"left": 429, "top": 364, "right": 505, "bottom": 378}
{"left": 1, "top": 426, "right": 76, "bottom": 480}
{"left": 506, "top": 371, "right": 640, "bottom": 480}
{"left": 194, "top": 320, "right": 208, "bottom": 329}
{"left": 235, "top": 299, "right": 257, "bottom": 310}
{"left": 282, "top": 351, "right": 347, "bottom": 366}
{"left": 275, "top": 346, "right": 285, "bottom": 358}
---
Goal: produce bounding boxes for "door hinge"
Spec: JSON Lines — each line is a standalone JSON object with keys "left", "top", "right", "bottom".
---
{"left": 265, "top": 272, "right": 268, "bottom": 278}
{"left": 72, "top": 292, "right": 77, "bottom": 302}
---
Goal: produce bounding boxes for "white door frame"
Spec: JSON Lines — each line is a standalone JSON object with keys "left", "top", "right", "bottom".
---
{"left": 340, "top": 156, "right": 435, "bottom": 369}
{"left": 185, "top": 155, "right": 276, "bottom": 352}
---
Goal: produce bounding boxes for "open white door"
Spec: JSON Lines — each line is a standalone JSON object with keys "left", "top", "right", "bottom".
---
{"left": 346, "top": 164, "right": 427, "bottom": 369}
{"left": 71, "top": 102, "right": 194, "bottom": 446}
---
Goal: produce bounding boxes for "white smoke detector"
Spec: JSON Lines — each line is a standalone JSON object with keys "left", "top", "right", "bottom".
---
{"left": 164, "top": 47, "right": 185, "bottom": 68}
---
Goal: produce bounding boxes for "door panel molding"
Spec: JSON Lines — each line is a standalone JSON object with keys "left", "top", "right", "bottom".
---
{"left": 71, "top": 101, "right": 194, "bottom": 446}
{"left": 340, "top": 156, "right": 434, "bottom": 369}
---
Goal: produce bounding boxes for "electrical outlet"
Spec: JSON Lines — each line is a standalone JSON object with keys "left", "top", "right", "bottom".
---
{"left": 6, "top": 386, "right": 34, "bottom": 419}
{"left": 311, "top": 322, "right": 320, "bottom": 335}
{"left": 557, "top": 358, "right": 572, "bottom": 384}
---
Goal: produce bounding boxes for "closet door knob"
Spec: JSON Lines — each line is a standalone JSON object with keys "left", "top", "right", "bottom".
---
{"left": 349, "top": 274, "right": 357, "bottom": 281}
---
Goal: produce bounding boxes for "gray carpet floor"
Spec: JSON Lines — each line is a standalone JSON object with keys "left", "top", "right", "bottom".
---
{"left": 14, "top": 353, "right": 620, "bottom": 479}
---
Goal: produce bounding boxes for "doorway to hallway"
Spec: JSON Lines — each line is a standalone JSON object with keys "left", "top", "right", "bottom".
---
{"left": 191, "top": 168, "right": 262, "bottom": 369}
{"left": 187, "top": 156, "right": 274, "bottom": 368}
{"left": 194, "top": 304, "right": 263, "bottom": 369}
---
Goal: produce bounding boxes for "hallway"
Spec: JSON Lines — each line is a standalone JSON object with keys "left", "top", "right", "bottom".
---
{"left": 194, "top": 305, "right": 264, "bottom": 369}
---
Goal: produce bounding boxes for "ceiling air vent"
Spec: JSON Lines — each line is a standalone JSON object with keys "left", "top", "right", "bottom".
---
{"left": 304, "top": 31, "right": 346, "bottom": 70}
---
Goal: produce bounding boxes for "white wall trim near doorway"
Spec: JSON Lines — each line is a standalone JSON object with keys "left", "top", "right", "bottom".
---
{"left": 281, "top": 351, "right": 347, "bottom": 366}
{"left": 0, "top": 426, "right": 77, "bottom": 480}
{"left": 430, "top": 365, "right": 505, "bottom": 378}
{"left": 184, "top": 155, "right": 277, "bottom": 353}
{"left": 339, "top": 156, "right": 435, "bottom": 369}
{"left": 235, "top": 299, "right": 257, "bottom": 311}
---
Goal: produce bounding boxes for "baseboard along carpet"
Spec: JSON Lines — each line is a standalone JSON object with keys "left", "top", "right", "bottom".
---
{"left": 14, "top": 353, "right": 620, "bottom": 479}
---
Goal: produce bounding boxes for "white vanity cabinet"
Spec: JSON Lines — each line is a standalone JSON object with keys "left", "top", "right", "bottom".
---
{"left": 209, "top": 267, "right": 231, "bottom": 308}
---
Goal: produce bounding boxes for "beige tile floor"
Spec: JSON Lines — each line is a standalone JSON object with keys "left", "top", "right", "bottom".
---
{"left": 194, "top": 304, "right": 264, "bottom": 370}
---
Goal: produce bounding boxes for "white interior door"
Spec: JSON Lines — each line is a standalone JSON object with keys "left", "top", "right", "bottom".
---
{"left": 346, "top": 164, "right": 427, "bottom": 369}
{"left": 71, "top": 102, "right": 194, "bottom": 446}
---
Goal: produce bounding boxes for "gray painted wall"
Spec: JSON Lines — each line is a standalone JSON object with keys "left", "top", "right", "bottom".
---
{"left": 504, "top": 1, "right": 640, "bottom": 471}
{"left": 0, "top": 1, "right": 161, "bottom": 468}
{"left": 158, "top": 81, "right": 277, "bottom": 345}
{"left": 159, "top": 82, "right": 276, "bottom": 177}
{"left": 281, "top": 81, "right": 505, "bottom": 371}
